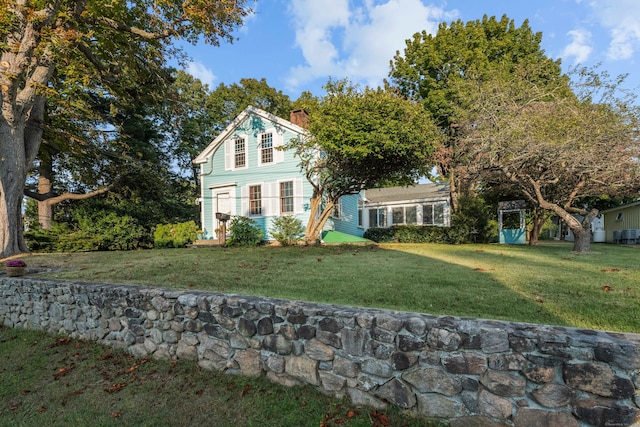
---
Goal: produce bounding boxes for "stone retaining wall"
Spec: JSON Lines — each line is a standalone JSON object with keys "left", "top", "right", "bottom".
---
{"left": 1, "top": 277, "right": 639, "bottom": 427}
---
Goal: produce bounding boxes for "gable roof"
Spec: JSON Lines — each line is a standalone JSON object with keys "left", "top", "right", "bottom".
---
{"left": 364, "top": 182, "right": 450, "bottom": 204}
{"left": 601, "top": 200, "right": 640, "bottom": 214}
{"left": 193, "top": 105, "right": 308, "bottom": 164}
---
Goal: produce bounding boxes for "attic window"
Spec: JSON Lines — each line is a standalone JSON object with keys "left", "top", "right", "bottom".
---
{"left": 234, "top": 137, "right": 246, "bottom": 168}
{"left": 260, "top": 132, "right": 274, "bottom": 164}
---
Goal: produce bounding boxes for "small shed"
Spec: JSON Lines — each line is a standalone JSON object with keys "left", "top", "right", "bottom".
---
{"left": 602, "top": 201, "right": 640, "bottom": 244}
{"left": 498, "top": 200, "right": 526, "bottom": 245}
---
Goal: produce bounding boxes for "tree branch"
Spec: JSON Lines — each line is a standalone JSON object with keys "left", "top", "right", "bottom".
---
{"left": 25, "top": 182, "right": 116, "bottom": 204}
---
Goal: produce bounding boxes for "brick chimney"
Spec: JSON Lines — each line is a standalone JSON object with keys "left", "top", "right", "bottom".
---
{"left": 289, "top": 109, "right": 309, "bottom": 128}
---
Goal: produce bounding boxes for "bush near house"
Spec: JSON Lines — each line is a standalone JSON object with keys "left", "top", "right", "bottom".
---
{"left": 154, "top": 221, "right": 199, "bottom": 248}
{"left": 226, "top": 216, "right": 264, "bottom": 247}
{"left": 270, "top": 216, "right": 305, "bottom": 246}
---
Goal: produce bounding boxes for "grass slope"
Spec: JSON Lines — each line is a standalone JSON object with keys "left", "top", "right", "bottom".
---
{"left": 5, "top": 241, "right": 640, "bottom": 332}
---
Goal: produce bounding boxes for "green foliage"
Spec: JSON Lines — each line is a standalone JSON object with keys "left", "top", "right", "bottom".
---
{"left": 364, "top": 225, "right": 463, "bottom": 244}
{"left": 154, "top": 221, "right": 199, "bottom": 248}
{"left": 25, "top": 213, "right": 148, "bottom": 252}
{"left": 287, "top": 79, "right": 441, "bottom": 241}
{"left": 452, "top": 197, "right": 498, "bottom": 243}
{"left": 270, "top": 216, "right": 305, "bottom": 246}
{"left": 226, "top": 216, "right": 264, "bottom": 247}
{"left": 389, "top": 14, "right": 564, "bottom": 128}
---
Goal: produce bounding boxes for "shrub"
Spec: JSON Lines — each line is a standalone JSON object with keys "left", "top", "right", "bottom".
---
{"left": 363, "top": 224, "right": 473, "bottom": 244}
{"left": 154, "top": 221, "right": 199, "bottom": 248}
{"left": 226, "top": 216, "right": 263, "bottom": 247}
{"left": 25, "top": 214, "right": 149, "bottom": 252}
{"left": 270, "top": 216, "right": 305, "bottom": 246}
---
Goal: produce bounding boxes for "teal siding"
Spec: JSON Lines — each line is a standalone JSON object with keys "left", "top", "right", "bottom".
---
{"left": 329, "top": 194, "right": 365, "bottom": 237}
{"left": 198, "top": 113, "right": 312, "bottom": 241}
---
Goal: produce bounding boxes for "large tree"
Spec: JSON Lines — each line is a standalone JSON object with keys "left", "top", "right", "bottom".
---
{"left": 0, "top": 0, "right": 252, "bottom": 258}
{"left": 453, "top": 64, "right": 640, "bottom": 252}
{"left": 388, "top": 14, "right": 566, "bottom": 211}
{"left": 286, "top": 80, "right": 440, "bottom": 242}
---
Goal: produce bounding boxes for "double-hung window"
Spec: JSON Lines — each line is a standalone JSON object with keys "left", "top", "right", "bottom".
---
{"left": 249, "top": 185, "right": 262, "bottom": 216}
{"left": 234, "top": 137, "right": 246, "bottom": 168}
{"left": 280, "top": 181, "right": 294, "bottom": 214}
{"left": 260, "top": 132, "right": 274, "bottom": 165}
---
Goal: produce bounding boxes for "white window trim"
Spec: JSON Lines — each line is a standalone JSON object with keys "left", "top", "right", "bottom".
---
{"left": 278, "top": 179, "right": 295, "bottom": 215}
{"left": 257, "top": 128, "right": 284, "bottom": 166}
{"left": 225, "top": 134, "right": 249, "bottom": 171}
{"left": 244, "top": 182, "right": 265, "bottom": 217}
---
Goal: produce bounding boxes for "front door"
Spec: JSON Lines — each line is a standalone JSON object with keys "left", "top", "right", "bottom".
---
{"left": 215, "top": 192, "right": 231, "bottom": 239}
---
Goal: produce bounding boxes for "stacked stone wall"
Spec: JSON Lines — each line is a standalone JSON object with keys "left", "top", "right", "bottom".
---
{"left": 1, "top": 277, "right": 639, "bottom": 427}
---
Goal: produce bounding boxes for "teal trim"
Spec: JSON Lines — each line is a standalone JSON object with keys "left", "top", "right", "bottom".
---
{"left": 499, "top": 228, "right": 527, "bottom": 244}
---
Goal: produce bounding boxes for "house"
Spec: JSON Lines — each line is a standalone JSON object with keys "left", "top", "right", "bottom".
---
{"left": 602, "top": 201, "right": 640, "bottom": 243}
{"left": 193, "top": 105, "right": 451, "bottom": 241}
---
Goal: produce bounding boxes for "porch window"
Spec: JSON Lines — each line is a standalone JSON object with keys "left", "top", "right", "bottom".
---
{"left": 234, "top": 137, "right": 246, "bottom": 168}
{"left": 260, "top": 132, "right": 274, "bottom": 164}
{"left": 406, "top": 206, "right": 417, "bottom": 225}
{"left": 392, "top": 207, "right": 404, "bottom": 225}
{"left": 249, "top": 185, "right": 262, "bottom": 216}
{"left": 280, "top": 181, "right": 294, "bottom": 214}
{"left": 368, "top": 208, "right": 387, "bottom": 228}
{"left": 423, "top": 202, "right": 445, "bottom": 226}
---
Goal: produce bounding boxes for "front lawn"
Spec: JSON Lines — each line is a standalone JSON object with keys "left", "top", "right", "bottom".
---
{"left": 6, "top": 241, "right": 640, "bottom": 333}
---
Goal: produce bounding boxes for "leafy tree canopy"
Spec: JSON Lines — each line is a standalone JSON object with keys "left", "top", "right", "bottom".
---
{"left": 453, "top": 64, "right": 640, "bottom": 252}
{"left": 287, "top": 79, "right": 441, "bottom": 241}
{"left": 0, "top": 0, "right": 252, "bottom": 257}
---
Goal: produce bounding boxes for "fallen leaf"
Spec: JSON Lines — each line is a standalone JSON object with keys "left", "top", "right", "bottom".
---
{"left": 602, "top": 268, "right": 620, "bottom": 272}
{"left": 603, "top": 285, "right": 612, "bottom": 291}
{"left": 111, "top": 412, "right": 122, "bottom": 418}
{"left": 38, "top": 406, "right": 47, "bottom": 412}
{"left": 347, "top": 410, "right": 357, "bottom": 418}
{"left": 105, "top": 382, "right": 127, "bottom": 393}
{"left": 240, "top": 384, "right": 251, "bottom": 397}
{"left": 20, "top": 390, "right": 30, "bottom": 395}
{"left": 54, "top": 365, "right": 74, "bottom": 379}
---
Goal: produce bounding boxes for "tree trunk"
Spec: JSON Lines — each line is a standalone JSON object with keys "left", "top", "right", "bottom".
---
{"left": 572, "top": 228, "right": 591, "bottom": 253}
{"left": 528, "top": 208, "right": 545, "bottom": 246}
{"left": 0, "top": 123, "right": 30, "bottom": 258}
{"left": 304, "top": 190, "right": 335, "bottom": 244}
{"left": 38, "top": 149, "right": 54, "bottom": 229}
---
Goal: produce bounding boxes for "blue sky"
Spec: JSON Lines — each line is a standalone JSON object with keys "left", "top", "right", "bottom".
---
{"left": 178, "top": 0, "right": 640, "bottom": 99}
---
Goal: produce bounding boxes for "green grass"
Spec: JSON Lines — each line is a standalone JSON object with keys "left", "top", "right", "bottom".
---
{"left": 12, "top": 241, "right": 640, "bottom": 333}
{"left": 0, "top": 327, "right": 439, "bottom": 427}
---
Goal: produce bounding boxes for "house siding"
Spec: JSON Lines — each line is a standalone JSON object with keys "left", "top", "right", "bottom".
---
{"left": 328, "top": 194, "right": 364, "bottom": 237}
{"left": 603, "top": 202, "right": 640, "bottom": 243}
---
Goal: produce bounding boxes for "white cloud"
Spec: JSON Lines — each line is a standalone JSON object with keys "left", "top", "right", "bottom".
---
{"left": 185, "top": 62, "right": 217, "bottom": 88}
{"left": 562, "top": 29, "right": 592, "bottom": 64}
{"left": 285, "top": 0, "right": 456, "bottom": 91}
{"left": 588, "top": 0, "right": 640, "bottom": 60}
